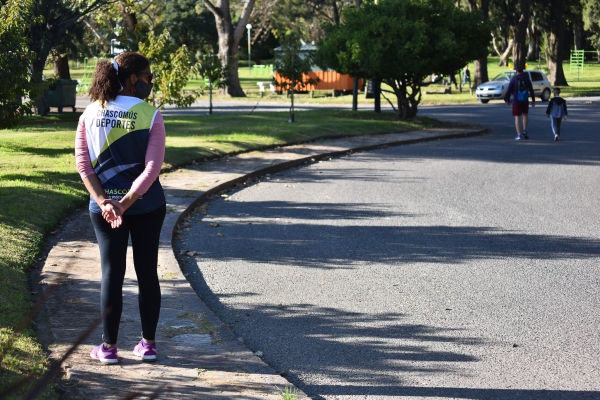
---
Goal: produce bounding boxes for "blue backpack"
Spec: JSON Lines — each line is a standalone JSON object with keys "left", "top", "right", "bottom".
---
{"left": 517, "top": 78, "right": 528, "bottom": 102}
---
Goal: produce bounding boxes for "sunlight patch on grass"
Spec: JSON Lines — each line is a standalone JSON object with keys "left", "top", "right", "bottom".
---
{"left": 0, "top": 328, "right": 55, "bottom": 399}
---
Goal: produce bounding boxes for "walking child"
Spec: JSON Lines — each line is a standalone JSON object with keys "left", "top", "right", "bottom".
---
{"left": 545, "top": 88, "right": 568, "bottom": 141}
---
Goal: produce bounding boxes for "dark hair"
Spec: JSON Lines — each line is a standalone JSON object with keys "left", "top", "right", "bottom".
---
{"left": 553, "top": 87, "right": 561, "bottom": 94}
{"left": 516, "top": 68, "right": 524, "bottom": 73}
{"left": 89, "top": 52, "right": 150, "bottom": 104}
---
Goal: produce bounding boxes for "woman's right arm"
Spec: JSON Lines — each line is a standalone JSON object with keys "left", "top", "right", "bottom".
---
{"left": 120, "top": 111, "right": 166, "bottom": 213}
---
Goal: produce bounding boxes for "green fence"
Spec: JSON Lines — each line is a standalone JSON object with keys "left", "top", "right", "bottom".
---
{"left": 77, "top": 57, "right": 106, "bottom": 94}
{"left": 570, "top": 50, "right": 584, "bottom": 73}
{"left": 251, "top": 64, "right": 273, "bottom": 77}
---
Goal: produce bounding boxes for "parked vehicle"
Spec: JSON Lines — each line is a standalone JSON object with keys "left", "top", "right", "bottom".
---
{"left": 476, "top": 70, "right": 552, "bottom": 104}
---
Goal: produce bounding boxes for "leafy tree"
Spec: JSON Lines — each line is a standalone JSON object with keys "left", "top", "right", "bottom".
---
{"left": 82, "top": 0, "right": 161, "bottom": 55}
{"left": 139, "top": 30, "right": 198, "bottom": 109}
{"left": 528, "top": 0, "right": 582, "bottom": 86}
{"left": 318, "top": 0, "right": 490, "bottom": 120}
{"left": 583, "top": 0, "right": 600, "bottom": 61}
{"left": 526, "top": 16, "right": 541, "bottom": 62}
{"left": 163, "top": 0, "right": 219, "bottom": 54}
{"left": 273, "top": 31, "right": 318, "bottom": 122}
{"left": 194, "top": 53, "right": 228, "bottom": 114}
{"left": 571, "top": 1, "right": 585, "bottom": 52}
{"left": 200, "top": 0, "right": 256, "bottom": 97}
{"left": 533, "top": 0, "right": 571, "bottom": 85}
{"left": 511, "top": 0, "right": 531, "bottom": 70}
{"left": 490, "top": 0, "right": 530, "bottom": 69}
{"left": 0, "top": 0, "right": 43, "bottom": 128}
{"left": 465, "top": 0, "right": 491, "bottom": 86}
{"left": 27, "top": 0, "right": 111, "bottom": 114}
{"left": 266, "top": 0, "right": 345, "bottom": 42}
{"left": 50, "top": 22, "right": 87, "bottom": 80}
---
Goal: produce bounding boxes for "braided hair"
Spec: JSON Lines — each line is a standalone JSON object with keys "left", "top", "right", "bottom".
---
{"left": 89, "top": 52, "right": 150, "bottom": 105}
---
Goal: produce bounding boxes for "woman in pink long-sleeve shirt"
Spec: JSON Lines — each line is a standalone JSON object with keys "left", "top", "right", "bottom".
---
{"left": 75, "top": 52, "right": 165, "bottom": 364}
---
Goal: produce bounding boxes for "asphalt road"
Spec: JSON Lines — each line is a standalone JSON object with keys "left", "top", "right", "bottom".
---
{"left": 176, "top": 102, "right": 600, "bottom": 399}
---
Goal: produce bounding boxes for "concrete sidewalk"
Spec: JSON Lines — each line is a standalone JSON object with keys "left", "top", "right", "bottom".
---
{"left": 39, "top": 127, "right": 487, "bottom": 399}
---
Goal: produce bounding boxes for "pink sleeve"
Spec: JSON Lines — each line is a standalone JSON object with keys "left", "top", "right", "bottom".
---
{"left": 130, "top": 111, "right": 166, "bottom": 196}
{"left": 75, "top": 114, "right": 95, "bottom": 180}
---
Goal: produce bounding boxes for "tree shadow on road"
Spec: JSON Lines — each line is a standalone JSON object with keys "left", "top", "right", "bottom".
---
{"left": 178, "top": 195, "right": 600, "bottom": 398}
{"left": 182, "top": 200, "right": 600, "bottom": 269}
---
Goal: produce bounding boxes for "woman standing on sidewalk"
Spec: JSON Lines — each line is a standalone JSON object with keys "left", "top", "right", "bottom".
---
{"left": 75, "top": 52, "right": 166, "bottom": 364}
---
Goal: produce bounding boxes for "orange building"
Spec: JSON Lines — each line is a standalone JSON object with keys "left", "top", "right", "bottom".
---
{"left": 273, "top": 44, "right": 362, "bottom": 92}
{"left": 274, "top": 70, "right": 363, "bottom": 92}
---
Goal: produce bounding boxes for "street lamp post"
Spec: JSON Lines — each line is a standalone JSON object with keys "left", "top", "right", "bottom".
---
{"left": 246, "top": 24, "right": 252, "bottom": 72}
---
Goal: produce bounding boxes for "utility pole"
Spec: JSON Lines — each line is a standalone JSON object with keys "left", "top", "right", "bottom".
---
{"left": 290, "top": 56, "right": 295, "bottom": 123}
{"left": 246, "top": 24, "right": 252, "bottom": 71}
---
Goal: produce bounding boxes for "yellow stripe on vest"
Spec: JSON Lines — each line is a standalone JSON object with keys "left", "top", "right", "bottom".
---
{"left": 91, "top": 101, "right": 156, "bottom": 168}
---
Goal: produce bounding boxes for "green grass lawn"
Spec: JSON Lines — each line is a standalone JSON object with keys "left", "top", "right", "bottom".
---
{"left": 51, "top": 56, "right": 600, "bottom": 106}
{"left": 0, "top": 110, "right": 440, "bottom": 397}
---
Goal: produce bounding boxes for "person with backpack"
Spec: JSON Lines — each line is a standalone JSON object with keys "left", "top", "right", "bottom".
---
{"left": 545, "top": 88, "right": 568, "bottom": 141}
{"left": 504, "top": 68, "right": 535, "bottom": 140}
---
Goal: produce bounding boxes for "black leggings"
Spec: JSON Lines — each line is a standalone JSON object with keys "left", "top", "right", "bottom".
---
{"left": 90, "top": 204, "right": 166, "bottom": 345}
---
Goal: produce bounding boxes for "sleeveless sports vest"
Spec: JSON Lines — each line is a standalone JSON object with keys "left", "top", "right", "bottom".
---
{"left": 82, "top": 96, "right": 165, "bottom": 215}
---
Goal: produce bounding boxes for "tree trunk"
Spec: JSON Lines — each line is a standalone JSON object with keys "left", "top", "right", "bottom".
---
{"left": 390, "top": 81, "right": 408, "bottom": 120}
{"left": 215, "top": 19, "right": 245, "bottom": 97}
{"left": 548, "top": 32, "right": 568, "bottom": 85}
{"left": 388, "top": 78, "right": 419, "bottom": 120}
{"left": 203, "top": 0, "right": 256, "bottom": 97}
{"left": 120, "top": 0, "right": 137, "bottom": 32}
{"left": 27, "top": 0, "right": 111, "bottom": 115}
{"left": 527, "top": 22, "right": 540, "bottom": 62}
{"left": 32, "top": 70, "right": 48, "bottom": 115}
{"left": 30, "top": 25, "right": 54, "bottom": 115}
{"left": 209, "top": 81, "right": 213, "bottom": 114}
{"left": 547, "top": 0, "right": 568, "bottom": 86}
{"left": 332, "top": 1, "right": 341, "bottom": 26}
{"left": 474, "top": 58, "right": 488, "bottom": 87}
{"left": 500, "top": 29, "right": 508, "bottom": 53}
{"left": 573, "top": 12, "right": 583, "bottom": 51}
{"left": 512, "top": 0, "right": 530, "bottom": 70}
{"left": 373, "top": 75, "right": 381, "bottom": 113}
{"left": 493, "top": 36, "right": 514, "bottom": 67}
{"left": 54, "top": 55, "right": 71, "bottom": 79}
{"left": 470, "top": 0, "right": 490, "bottom": 86}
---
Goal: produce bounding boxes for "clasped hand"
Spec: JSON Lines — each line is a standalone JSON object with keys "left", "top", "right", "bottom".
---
{"left": 100, "top": 199, "right": 124, "bottom": 229}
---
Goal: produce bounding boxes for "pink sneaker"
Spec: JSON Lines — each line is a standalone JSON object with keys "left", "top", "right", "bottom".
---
{"left": 133, "top": 339, "right": 157, "bottom": 361}
{"left": 90, "top": 343, "right": 118, "bottom": 364}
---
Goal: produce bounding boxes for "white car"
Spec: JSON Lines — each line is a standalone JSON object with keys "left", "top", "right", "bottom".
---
{"left": 476, "top": 70, "right": 552, "bottom": 104}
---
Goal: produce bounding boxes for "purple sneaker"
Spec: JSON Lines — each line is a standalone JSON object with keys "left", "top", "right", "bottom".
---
{"left": 90, "top": 343, "right": 118, "bottom": 364}
{"left": 133, "top": 339, "right": 157, "bottom": 361}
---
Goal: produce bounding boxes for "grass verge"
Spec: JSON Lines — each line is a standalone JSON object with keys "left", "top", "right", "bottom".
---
{"left": 0, "top": 110, "right": 443, "bottom": 396}
{"left": 47, "top": 56, "right": 600, "bottom": 108}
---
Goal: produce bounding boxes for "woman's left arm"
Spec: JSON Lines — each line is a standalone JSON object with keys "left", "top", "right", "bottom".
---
{"left": 75, "top": 116, "right": 123, "bottom": 227}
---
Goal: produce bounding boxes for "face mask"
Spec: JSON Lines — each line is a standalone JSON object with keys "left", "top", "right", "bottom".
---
{"left": 133, "top": 79, "right": 153, "bottom": 99}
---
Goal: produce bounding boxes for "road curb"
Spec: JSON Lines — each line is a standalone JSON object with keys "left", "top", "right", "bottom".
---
{"left": 40, "top": 127, "right": 488, "bottom": 399}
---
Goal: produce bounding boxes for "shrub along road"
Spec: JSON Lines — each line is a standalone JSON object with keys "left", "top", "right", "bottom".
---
{"left": 178, "top": 102, "right": 600, "bottom": 399}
